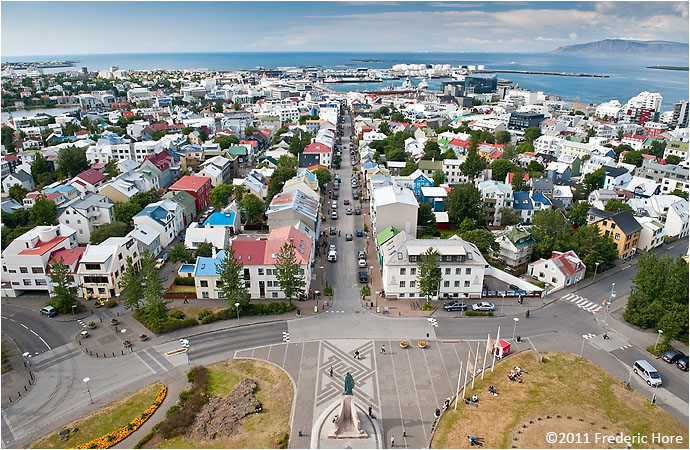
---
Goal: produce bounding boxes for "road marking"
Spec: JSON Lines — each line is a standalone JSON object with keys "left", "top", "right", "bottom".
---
{"left": 561, "top": 294, "right": 600, "bottom": 315}
{"left": 620, "top": 345, "right": 632, "bottom": 350}
{"left": 563, "top": 293, "right": 576, "bottom": 300}
{"left": 428, "top": 318, "right": 439, "bottom": 327}
{"left": 582, "top": 333, "right": 596, "bottom": 340}
{"left": 20, "top": 323, "right": 29, "bottom": 329}
{"left": 282, "top": 332, "right": 290, "bottom": 343}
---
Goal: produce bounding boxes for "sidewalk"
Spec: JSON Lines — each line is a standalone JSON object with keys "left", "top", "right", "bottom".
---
{"left": 1, "top": 334, "right": 36, "bottom": 407}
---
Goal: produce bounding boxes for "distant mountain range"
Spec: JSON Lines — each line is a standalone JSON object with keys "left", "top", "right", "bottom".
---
{"left": 553, "top": 39, "right": 689, "bottom": 57}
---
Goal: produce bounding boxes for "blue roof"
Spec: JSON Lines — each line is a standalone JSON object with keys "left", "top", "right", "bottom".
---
{"left": 179, "top": 264, "right": 195, "bottom": 273}
{"left": 135, "top": 205, "right": 168, "bottom": 226}
{"left": 194, "top": 250, "right": 225, "bottom": 276}
{"left": 362, "top": 162, "right": 377, "bottom": 170}
{"left": 46, "top": 184, "right": 75, "bottom": 194}
{"left": 303, "top": 169, "right": 317, "bottom": 184}
{"left": 513, "top": 191, "right": 533, "bottom": 210}
{"left": 531, "top": 193, "right": 552, "bottom": 206}
{"left": 204, "top": 212, "right": 236, "bottom": 226}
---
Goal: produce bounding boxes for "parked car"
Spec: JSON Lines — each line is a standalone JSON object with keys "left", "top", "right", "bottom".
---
{"left": 346, "top": 233, "right": 353, "bottom": 241}
{"left": 677, "top": 356, "right": 689, "bottom": 371}
{"left": 333, "top": 183, "right": 339, "bottom": 191}
{"left": 358, "top": 250, "right": 366, "bottom": 260}
{"left": 346, "top": 208, "right": 353, "bottom": 215}
{"left": 329, "top": 244, "right": 337, "bottom": 252}
{"left": 330, "top": 226, "right": 337, "bottom": 235}
{"left": 472, "top": 302, "right": 495, "bottom": 311}
{"left": 344, "top": 199, "right": 350, "bottom": 205}
{"left": 354, "top": 207, "right": 361, "bottom": 215}
{"left": 662, "top": 349, "right": 686, "bottom": 363}
{"left": 358, "top": 271, "right": 368, "bottom": 283}
{"left": 443, "top": 300, "right": 468, "bottom": 312}
{"left": 331, "top": 211, "right": 338, "bottom": 220}
{"left": 331, "top": 201, "right": 338, "bottom": 209}
{"left": 328, "top": 250, "right": 338, "bottom": 262}
{"left": 39, "top": 306, "right": 57, "bottom": 317}
{"left": 154, "top": 258, "right": 165, "bottom": 269}
{"left": 356, "top": 229, "right": 363, "bottom": 237}
{"left": 358, "top": 258, "right": 367, "bottom": 268}
{"left": 162, "top": 251, "right": 169, "bottom": 261}
{"left": 353, "top": 191, "right": 359, "bottom": 200}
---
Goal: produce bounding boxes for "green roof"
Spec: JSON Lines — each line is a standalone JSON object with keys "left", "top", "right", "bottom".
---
{"left": 668, "top": 141, "right": 689, "bottom": 152}
{"left": 506, "top": 227, "right": 534, "bottom": 248}
{"left": 227, "top": 145, "right": 248, "bottom": 156}
{"left": 565, "top": 136, "right": 583, "bottom": 143}
{"left": 418, "top": 160, "right": 442, "bottom": 171}
{"left": 162, "top": 190, "right": 196, "bottom": 211}
{"left": 376, "top": 225, "right": 400, "bottom": 246}
{"left": 258, "top": 116, "right": 280, "bottom": 121}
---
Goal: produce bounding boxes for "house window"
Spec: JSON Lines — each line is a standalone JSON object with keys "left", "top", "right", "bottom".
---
{"left": 445, "top": 255, "right": 452, "bottom": 261}
{"left": 20, "top": 267, "right": 28, "bottom": 273}
{"left": 202, "top": 292, "right": 209, "bottom": 299}
{"left": 399, "top": 293, "right": 405, "bottom": 298}
{"left": 410, "top": 268, "right": 416, "bottom": 275}
{"left": 399, "top": 281, "right": 406, "bottom": 287}
{"left": 445, "top": 268, "right": 451, "bottom": 275}
{"left": 23, "top": 279, "right": 32, "bottom": 285}
{"left": 258, "top": 268, "right": 264, "bottom": 275}
{"left": 35, "top": 279, "right": 47, "bottom": 286}
{"left": 614, "top": 233, "right": 620, "bottom": 240}
{"left": 272, "top": 292, "right": 279, "bottom": 298}
{"left": 464, "top": 281, "right": 470, "bottom": 287}
{"left": 552, "top": 277, "right": 558, "bottom": 283}
{"left": 32, "top": 267, "right": 43, "bottom": 274}
{"left": 410, "top": 281, "right": 416, "bottom": 288}
{"left": 399, "top": 268, "right": 407, "bottom": 275}
{"left": 410, "top": 256, "right": 416, "bottom": 262}
{"left": 465, "top": 268, "right": 471, "bottom": 275}
{"left": 200, "top": 280, "right": 208, "bottom": 287}
{"left": 267, "top": 281, "right": 273, "bottom": 287}
{"left": 455, "top": 268, "right": 461, "bottom": 275}
{"left": 454, "top": 281, "right": 460, "bottom": 288}
{"left": 266, "top": 268, "right": 273, "bottom": 275}
{"left": 443, "top": 281, "right": 450, "bottom": 288}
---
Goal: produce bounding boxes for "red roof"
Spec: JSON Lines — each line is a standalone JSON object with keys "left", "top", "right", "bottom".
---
{"left": 48, "top": 247, "right": 86, "bottom": 270}
{"left": 231, "top": 239, "right": 267, "bottom": 265}
{"left": 549, "top": 250, "right": 584, "bottom": 277}
{"left": 449, "top": 139, "right": 471, "bottom": 148}
{"left": 507, "top": 172, "right": 530, "bottom": 183}
{"left": 304, "top": 142, "right": 332, "bottom": 154}
{"left": 169, "top": 175, "right": 211, "bottom": 192}
{"left": 75, "top": 130, "right": 89, "bottom": 136}
{"left": 123, "top": 111, "right": 135, "bottom": 118}
{"left": 240, "top": 140, "right": 257, "bottom": 148}
{"left": 623, "top": 134, "right": 647, "bottom": 141}
{"left": 74, "top": 169, "right": 106, "bottom": 185}
{"left": 143, "top": 151, "right": 171, "bottom": 172}
{"left": 19, "top": 236, "right": 68, "bottom": 256}
{"left": 3, "top": 155, "right": 20, "bottom": 162}
{"left": 265, "top": 226, "right": 312, "bottom": 265}
{"left": 307, "top": 164, "right": 328, "bottom": 172}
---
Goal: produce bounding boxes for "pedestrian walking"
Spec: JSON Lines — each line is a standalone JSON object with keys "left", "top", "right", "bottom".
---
{"left": 390, "top": 435, "right": 395, "bottom": 447}
{"left": 329, "top": 366, "right": 334, "bottom": 377}
{"left": 368, "top": 405, "right": 374, "bottom": 419}
{"left": 338, "top": 230, "right": 341, "bottom": 237}
{"left": 354, "top": 349, "right": 360, "bottom": 359}
{"left": 380, "top": 344, "right": 386, "bottom": 354}
{"left": 183, "top": 296, "right": 189, "bottom": 304}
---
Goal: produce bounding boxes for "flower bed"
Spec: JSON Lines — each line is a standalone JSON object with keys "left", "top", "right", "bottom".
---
{"left": 70, "top": 385, "right": 167, "bottom": 449}
{"left": 400, "top": 341, "right": 409, "bottom": 348}
{"left": 418, "top": 340, "right": 427, "bottom": 348}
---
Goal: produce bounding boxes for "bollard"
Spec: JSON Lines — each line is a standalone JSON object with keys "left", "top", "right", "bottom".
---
{"left": 89, "top": 351, "right": 92, "bottom": 355}
{"left": 117, "top": 312, "right": 119, "bottom": 317}
{"left": 96, "top": 352, "right": 98, "bottom": 357}
{"left": 24, "top": 385, "right": 27, "bottom": 392}
{"left": 112, "top": 352, "right": 115, "bottom": 357}
{"left": 23, "top": 361, "right": 26, "bottom": 367}
{"left": 85, "top": 347, "right": 88, "bottom": 353}
{"left": 100, "top": 318, "right": 102, "bottom": 323}
{"left": 29, "top": 378, "right": 32, "bottom": 386}
{"left": 79, "top": 340, "right": 81, "bottom": 346}
{"left": 18, "top": 391, "right": 21, "bottom": 397}
{"left": 8, "top": 396, "right": 11, "bottom": 403}
{"left": 121, "top": 350, "right": 124, "bottom": 355}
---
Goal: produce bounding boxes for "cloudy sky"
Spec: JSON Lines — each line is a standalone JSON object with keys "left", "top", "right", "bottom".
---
{"left": 2, "top": 1, "right": 688, "bottom": 56}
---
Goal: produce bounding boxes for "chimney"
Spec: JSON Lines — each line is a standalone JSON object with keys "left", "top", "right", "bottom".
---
{"left": 212, "top": 246, "right": 217, "bottom": 259}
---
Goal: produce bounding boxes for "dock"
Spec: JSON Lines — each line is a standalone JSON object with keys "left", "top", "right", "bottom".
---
{"left": 474, "top": 69, "right": 608, "bottom": 78}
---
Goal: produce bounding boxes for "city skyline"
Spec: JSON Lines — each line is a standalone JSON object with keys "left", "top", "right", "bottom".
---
{"left": 2, "top": 1, "right": 689, "bottom": 56}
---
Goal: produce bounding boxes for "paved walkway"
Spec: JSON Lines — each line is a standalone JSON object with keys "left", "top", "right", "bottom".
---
{"left": 1, "top": 334, "right": 35, "bottom": 408}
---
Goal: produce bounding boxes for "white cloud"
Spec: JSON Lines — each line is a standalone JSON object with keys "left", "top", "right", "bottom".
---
{"left": 569, "top": 33, "right": 578, "bottom": 40}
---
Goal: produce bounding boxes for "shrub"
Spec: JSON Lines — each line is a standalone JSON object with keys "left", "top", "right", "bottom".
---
{"left": 105, "top": 299, "right": 117, "bottom": 308}
{"left": 646, "top": 342, "right": 672, "bottom": 356}
{"left": 421, "top": 302, "right": 435, "bottom": 311}
{"left": 465, "top": 310, "right": 494, "bottom": 317}
{"left": 197, "top": 309, "right": 212, "bottom": 320}
{"left": 134, "top": 310, "right": 198, "bottom": 334}
{"left": 166, "top": 404, "right": 180, "bottom": 416}
{"left": 169, "top": 310, "right": 185, "bottom": 320}
{"left": 179, "top": 390, "right": 191, "bottom": 403}
{"left": 158, "top": 367, "right": 209, "bottom": 439}
{"left": 174, "top": 276, "right": 196, "bottom": 286}
{"left": 275, "top": 433, "right": 289, "bottom": 449}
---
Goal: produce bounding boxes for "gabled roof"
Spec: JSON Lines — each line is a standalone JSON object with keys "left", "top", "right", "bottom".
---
{"left": 142, "top": 151, "right": 171, "bottom": 172}
{"left": 264, "top": 225, "right": 312, "bottom": 265}
{"left": 538, "top": 250, "right": 585, "bottom": 277}
{"left": 48, "top": 246, "right": 86, "bottom": 269}
{"left": 135, "top": 204, "right": 170, "bottom": 227}
{"left": 204, "top": 212, "right": 237, "bottom": 227}
{"left": 19, "top": 235, "right": 68, "bottom": 256}
{"left": 169, "top": 175, "right": 211, "bottom": 192}
{"left": 74, "top": 169, "right": 106, "bottom": 185}
{"left": 603, "top": 165, "right": 629, "bottom": 178}
{"left": 303, "top": 142, "right": 332, "bottom": 153}
{"left": 512, "top": 191, "right": 533, "bottom": 210}
{"left": 376, "top": 225, "right": 400, "bottom": 247}
{"left": 594, "top": 209, "right": 643, "bottom": 235}
{"left": 267, "top": 189, "right": 320, "bottom": 223}
{"left": 194, "top": 249, "right": 227, "bottom": 276}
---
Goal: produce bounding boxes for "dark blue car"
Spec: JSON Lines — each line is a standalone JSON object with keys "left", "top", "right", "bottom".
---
{"left": 356, "top": 229, "right": 363, "bottom": 237}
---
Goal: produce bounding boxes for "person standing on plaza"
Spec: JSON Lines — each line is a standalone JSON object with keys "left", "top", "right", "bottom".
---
{"left": 329, "top": 366, "right": 334, "bottom": 377}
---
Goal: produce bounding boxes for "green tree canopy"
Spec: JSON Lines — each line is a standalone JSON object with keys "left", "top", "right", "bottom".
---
{"left": 569, "top": 201, "right": 592, "bottom": 226}
{"left": 489, "top": 159, "right": 516, "bottom": 182}
{"left": 120, "top": 256, "right": 143, "bottom": 310}
{"left": 274, "top": 242, "right": 305, "bottom": 305}
{"left": 613, "top": 144, "right": 633, "bottom": 159}
{"left": 56, "top": 146, "right": 89, "bottom": 178}
{"left": 114, "top": 202, "right": 142, "bottom": 227}
{"left": 400, "top": 160, "right": 418, "bottom": 176}
{"left": 523, "top": 126, "right": 541, "bottom": 143}
{"left": 195, "top": 242, "right": 214, "bottom": 258}
{"left": 530, "top": 209, "right": 570, "bottom": 258}
{"left": 8, "top": 184, "right": 28, "bottom": 203}
{"left": 417, "top": 202, "right": 436, "bottom": 228}
{"left": 417, "top": 247, "right": 441, "bottom": 304}
{"left": 90, "top": 221, "right": 130, "bottom": 244}
{"left": 583, "top": 168, "right": 606, "bottom": 193}
{"left": 214, "top": 134, "right": 240, "bottom": 150}
{"left": 604, "top": 199, "right": 633, "bottom": 214}
{"left": 105, "top": 159, "right": 120, "bottom": 179}
{"left": 47, "top": 257, "right": 79, "bottom": 314}
{"left": 495, "top": 130, "right": 511, "bottom": 145}
{"left": 498, "top": 206, "right": 521, "bottom": 226}
{"left": 30, "top": 196, "right": 58, "bottom": 226}
{"left": 446, "top": 183, "right": 483, "bottom": 225}
{"left": 422, "top": 140, "right": 442, "bottom": 161}
{"left": 240, "top": 194, "right": 266, "bottom": 223}
{"left": 511, "top": 167, "right": 528, "bottom": 192}
{"left": 623, "top": 150, "right": 643, "bottom": 167}
{"left": 169, "top": 243, "right": 194, "bottom": 264}
{"left": 665, "top": 155, "right": 681, "bottom": 165}
{"left": 461, "top": 229, "right": 499, "bottom": 256}
{"left": 670, "top": 189, "right": 688, "bottom": 200}
{"left": 217, "top": 246, "right": 250, "bottom": 308}
{"left": 31, "top": 153, "right": 50, "bottom": 183}
{"left": 460, "top": 148, "right": 486, "bottom": 179}
{"left": 210, "top": 184, "right": 235, "bottom": 209}
{"left": 432, "top": 170, "right": 446, "bottom": 187}
{"left": 313, "top": 168, "right": 332, "bottom": 191}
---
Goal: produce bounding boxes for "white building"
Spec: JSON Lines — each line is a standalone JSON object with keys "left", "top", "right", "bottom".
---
{"left": 126, "top": 224, "right": 162, "bottom": 258}
{"left": 370, "top": 184, "right": 419, "bottom": 237}
{"left": 57, "top": 193, "right": 115, "bottom": 244}
{"left": 528, "top": 250, "right": 586, "bottom": 290}
{"left": 77, "top": 235, "right": 140, "bottom": 298}
{"left": 478, "top": 180, "right": 513, "bottom": 226}
{"left": 380, "top": 232, "right": 487, "bottom": 300}
{"left": 666, "top": 198, "right": 689, "bottom": 239}
{"left": 635, "top": 216, "right": 666, "bottom": 251}
{"left": 132, "top": 199, "right": 184, "bottom": 248}
{"left": 595, "top": 100, "right": 622, "bottom": 119}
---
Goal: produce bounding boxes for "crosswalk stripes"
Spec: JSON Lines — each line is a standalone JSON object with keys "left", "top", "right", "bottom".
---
{"left": 77, "top": 319, "right": 88, "bottom": 328}
{"left": 282, "top": 332, "right": 290, "bottom": 343}
{"left": 582, "top": 333, "right": 596, "bottom": 340}
{"left": 620, "top": 344, "right": 632, "bottom": 350}
{"left": 327, "top": 310, "right": 345, "bottom": 313}
{"left": 561, "top": 293, "right": 603, "bottom": 314}
{"left": 427, "top": 317, "right": 439, "bottom": 327}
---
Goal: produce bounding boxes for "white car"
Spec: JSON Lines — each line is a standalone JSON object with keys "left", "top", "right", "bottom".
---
{"left": 358, "top": 258, "right": 367, "bottom": 268}
{"left": 329, "top": 244, "right": 336, "bottom": 252}
{"left": 328, "top": 250, "right": 338, "bottom": 262}
{"left": 472, "top": 302, "right": 495, "bottom": 311}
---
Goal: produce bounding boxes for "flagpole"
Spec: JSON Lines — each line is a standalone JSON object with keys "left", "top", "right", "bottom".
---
{"left": 454, "top": 361, "right": 463, "bottom": 410}
{"left": 481, "top": 333, "right": 490, "bottom": 380}
{"left": 472, "top": 341, "right": 480, "bottom": 389}
{"left": 491, "top": 326, "right": 501, "bottom": 372}
{"left": 462, "top": 350, "right": 470, "bottom": 400}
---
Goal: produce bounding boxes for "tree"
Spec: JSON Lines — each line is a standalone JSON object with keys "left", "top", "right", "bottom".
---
{"left": 114, "top": 202, "right": 142, "bottom": 226}
{"left": 214, "top": 134, "right": 239, "bottom": 150}
{"left": 460, "top": 229, "right": 499, "bottom": 256}
{"left": 583, "top": 168, "right": 605, "bottom": 193}
{"left": 30, "top": 196, "right": 58, "bottom": 226}
{"left": 569, "top": 201, "right": 591, "bottom": 226}
{"left": 378, "top": 121, "right": 391, "bottom": 135}
{"left": 182, "top": 126, "right": 194, "bottom": 135}
{"left": 495, "top": 130, "right": 511, "bottom": 145}
{"left": 489, "top": 159, "right": 516, "bottom": 182}
{"left": 623, "top": 253, "right": 688, "bottom": 342}
{"left": 131, "top": 190, "right": 160, "bottom": 208}
{"left": 670, "top": 189, "right": 689, "bottom": 200}
{"left": 460, "top": 148, "right": 485, "bottom": 179}
{"left": 240, "top": 194, "right": 266, "bottom": 223}
{"left": 400, "top": 161, "right": 417, "bottom": 176}
{"left": 498, "top": 207, "right": 521, "bottom": 226}
{"left": 120, "top": 256, "right": 143, "bottom": 310}
{"left": 613, "top": 144, "right": 633, "bottom": 159}
{"left": 140, "top": 251, "right": 169, "bottom": 329}
{"left": 274, "top": 242, "right": 305, "bottom": 305}
{"left": 526, "top": 160, "right": 545, "bottom": 177}
{"left": 499, "top": 144, "right": 519, "bottom": 162}
{"left": 198, "top": 129, "right": 209, "bottom": 142}
{"left": 432, "top": 170, "right": 446, "bottom": 187}
{"left": 313, "top": 168, "right": 332, "bottom": 190}
{"left": 213, "top": 101, "right": 224, "bottom": 113}
{"left": 373, "top": 106, "right": 390, "bottom": 118}
{"left": 530, "top": 209, "right": 570, "bottom": 258}
{"left": 47, "top": 257, "right": 78, "bottom": 314}
{"left": 8, "top": 184, "right": 28, "bottom": 202}
{"left": 418, "top": 202, "right": 436, "bottom": 228}
{"left": 511, "top": 167, "right": 528, "bottom": 192}
{"left": 243, "top": 126, "right": 258, "bottom": 137}
{"left": 2, "top": 225, "right": 33, "bottom": 250}
{"left": 604, "top": 199, "right": 633, "bottom": 214}
{"left": 31, "top": 153, "right": 50, "bottom": 183}
{"left": 56, "top": 146, "right": 89, "bottom": 178}
{"left": 647, "top": 140, "right": 665, "bottom": 158}
{"left": 417, "top": 247, "right": 441, "bottom": 305}
{"left": 104, "top": 159, "right": 120, "bottom": 179}
{"left": 169, "top": 243, "right": 194, "bottom": 264}
{"left": 267, "top": 165, "right": 296, "bottom": 201}
{"left": 569, "top": 225, "right": 618, "bottom": 271}
{"left": 422, "top": 141, "right": 441, "bottom": 161}
{"left": 210, "top": 184, "right": 234, "bottom": 209}
{"left": 217, "top": 246, "right": 250, "bottom": 308}
{"left": 195, "top": 242, "right": 214, "bottom": 258}
{"left": 151, "top": 130, "right": 166, "bottom": 141}
{"left": 665, "top": 155, "right": 682, "bottom": 165}
{"left": 90, "top": 221, "right": 129, "bottom": 244}
{"left": 2, "top": 208, "right": 30, "bottom": 229}
{"left": 446, "top": 183, "right": 483, "bottom": 224}
{"left": 1, "top": 125, "right": 16, "bottom": 152}
{"left": 523, "top": 127, "right": 541, "bottom": 143}
{"left": 623, "top": 150, "right": 643, "bottom": 167}
{"left": 390, "top": 112, "right": 405, "bottom": 122}
{"left": 441, "top": 149, "right": 457, "bottom": 160}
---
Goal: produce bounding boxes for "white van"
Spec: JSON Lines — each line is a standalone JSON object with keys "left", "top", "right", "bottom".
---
{"left": 328, "top": 250, "right": 338, "bottom": 262}
{"left": 633, "top": 360, "right": 662, "bottom": 386}
{"left": 331, "top": 210, "right": 338, "bottom": 220}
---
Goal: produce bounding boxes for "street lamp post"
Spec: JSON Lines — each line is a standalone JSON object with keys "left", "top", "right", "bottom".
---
{"left": 71, "top": 304, "right": 77, "bottom": 316}
{"left": 654, "top": 329, "right": 663, "bottom": 350}
{"left": 593, "top": 262, "right": 600, "bottom": 281}
{"left": 83, "top": 377, "right": 93, "bottom": 404}
{"left": 501, "top": 293, "right": 505, "bottom": 316}
{"left": 512, "top": 317, "right": 519, "bottom": 340}
{"left": 603, "top": 282, "right": 615, "bottom": 323}
{"left": 369, "top": 266, "right": 373, "bottom": 285}
{"left": 234, "top": 302, "right": 240, "bottom": 326}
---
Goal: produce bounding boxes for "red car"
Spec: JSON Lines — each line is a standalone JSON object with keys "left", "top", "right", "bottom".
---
{"left": 344, "top": 199, "right": 350, "bottom": 205}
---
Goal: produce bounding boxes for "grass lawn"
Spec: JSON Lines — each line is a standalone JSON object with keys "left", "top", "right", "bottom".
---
{"left": 168, "top": 305, "right": 225, "bottom": 320}
{"left": 432, "top": 351, "right": 688, "bottom": 449}
{"left": 167, "top": 285, "right": 197, "bottom": 294}
{"left": 156, "top": 359, "right": 293, "bottom": 449}
{"left": 31, "top": 383, "right": 163, "bottom": 449}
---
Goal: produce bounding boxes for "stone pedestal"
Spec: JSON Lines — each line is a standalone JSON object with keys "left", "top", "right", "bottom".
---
{"left": 328, "top": 396, "right": 368, "bottom": 439}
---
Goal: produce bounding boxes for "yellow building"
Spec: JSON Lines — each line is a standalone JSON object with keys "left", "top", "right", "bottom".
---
{"left": 588, "top": 208, "right": 642, "bottom": 259}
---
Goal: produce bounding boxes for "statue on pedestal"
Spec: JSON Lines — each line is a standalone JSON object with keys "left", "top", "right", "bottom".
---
{"left": 329, "top": 372, "right": 368, "bottom": 439}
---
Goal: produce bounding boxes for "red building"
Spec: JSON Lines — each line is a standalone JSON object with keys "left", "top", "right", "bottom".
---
{"left": 169, "top": 176, "right": 212, "bottom": 214}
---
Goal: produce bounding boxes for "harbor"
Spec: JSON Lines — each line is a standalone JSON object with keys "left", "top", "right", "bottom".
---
{"left": 474, "top": 69, "right": 609, "bottom": 78}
